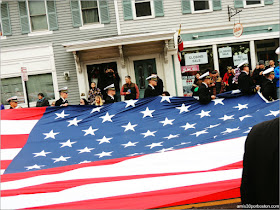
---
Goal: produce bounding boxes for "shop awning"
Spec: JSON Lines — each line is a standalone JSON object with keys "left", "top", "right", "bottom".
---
{"left": 62, "top": 31, "right": 176, "bottom": 52}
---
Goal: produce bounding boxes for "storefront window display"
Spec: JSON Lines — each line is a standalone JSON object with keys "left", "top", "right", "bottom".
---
{"left": 255, "top": 38, "right": 279, "bottom": 67}
{"left": 180, "top": 46, "right": 214, "bottom": 96}
{"left": 218, "top": 42, "right": 251, "bottom": 78}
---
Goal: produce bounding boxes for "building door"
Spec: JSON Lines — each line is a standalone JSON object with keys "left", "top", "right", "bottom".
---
{"left": 134, "top": 59, "right": 157, "bottom": 99}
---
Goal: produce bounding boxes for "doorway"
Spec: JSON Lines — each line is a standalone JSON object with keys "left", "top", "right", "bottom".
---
{"left": 134, "top": 58, "right": 157, "bottom": 99}
{"left": 86, "top": 62, "right": 120, "bottom": 101}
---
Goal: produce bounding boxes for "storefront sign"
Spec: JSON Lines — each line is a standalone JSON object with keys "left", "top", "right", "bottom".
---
{"left": 218, "top": 47, "right": 232, "bottom": 58}
{"left": 182, "top": 76, "right": 195, "bottom": 97}
{"left": 233, "top": 54, "right": 248, "bottom": 66}
{"left": 185, "top": 52, "right": 208, "bottom": 65}
{"left": 233, "top": 23, "right": 243, "bottom": 37}
{"left": 21, "top": 67, "right": 28, "bottom": 81}
{"left": 181, "top": 65, "right": 199, "bottom": 73}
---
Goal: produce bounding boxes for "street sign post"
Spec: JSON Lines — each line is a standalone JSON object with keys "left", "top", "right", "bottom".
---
{"left": 21, "top": 67, "right": 30, "bottom": 107}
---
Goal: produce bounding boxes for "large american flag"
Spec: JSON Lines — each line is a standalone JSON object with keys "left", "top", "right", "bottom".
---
{"left": 1, "top": 91, "right": 279, "bottom": 209}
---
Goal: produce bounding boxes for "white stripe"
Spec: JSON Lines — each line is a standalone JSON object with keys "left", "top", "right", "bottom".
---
{"left": 1, "top": 137, "right": 246, "bottom": 190}
{"left": 0, "top": 148, "right": 21, "bottom": 161}
{"left": 1, "top": 120, "right": 38, "bottom": 135}
{"left": 1, "top": 168, "right": 242, "bottom": 209}
{"left": 1, "top": 170, "right": 5, "bottom": 175}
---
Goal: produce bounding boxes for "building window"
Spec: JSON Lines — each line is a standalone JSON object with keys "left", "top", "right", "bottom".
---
{"left": 1, "top": 77, "right": 25, "bottom": 105}
{"left": 26, "top": 74, "right": 55, "bottom": 103}
{"left": 133, "top": 0, "right": 154, "bottom": 19}
{"left": 244, "top": 0, "right": 264, "bottom": 8}
{"left": 191, "top": 0, "right": 212, "bottom": 13}
{"left": 1, "top": 73, "right": 55, "bottom": 106}
{"left": 28, "top": 0, "right": 49, "bottom": 31}
{"left": 80, "top": 1, "right": 100, "bottom": 25}
{"left": 0, "top": 20, "right": 2, "bottom": 36}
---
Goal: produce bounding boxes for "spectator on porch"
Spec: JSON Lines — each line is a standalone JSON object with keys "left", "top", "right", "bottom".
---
{"left": 223, "top": 66, "right": 233, "bottom": 92}
{"left": 36, "top": 93, "right": 50, "bottom": 107}
{"left": 95, "top": 95, "right": 103, "bottom": 106}
{"left": 152, "top": 73, "right": 164, "bottom": 95}
{"left": 268, "top": 60, "right": 275, "bottom": 69}
{"left": 120, "top": 76, "right": 140, "bottom": 100}
{"left": 88, "top": 82, "right": 102, "bottom": 105}
{"left": 80, "top": 98, "right": 89, "bottom": 105}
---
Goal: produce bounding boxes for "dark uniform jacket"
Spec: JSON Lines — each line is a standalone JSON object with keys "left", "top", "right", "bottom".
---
{"left": 238, "top": 72, "right": 257, "bottom": 95}
{"left": 36, "top": 98, "right": 50, "bottom": 107}
{"left": 155, "top": 77, "right": 164, "bottom": 95}
{"left": 252, "top": 68, "right": 265, "bottom": 85}
{"left": 55, "top": 98, "right": 68, "bottom": 106}
{"left": 261, "top": 78, "right": 277, "bottom": 101}
{"left": 144, "top": 85, "right": 158, "bottom": 98}
{"left": 105, "top": 95, "right": 117, "bottom": 104}
{"left": 198, "top": 83, "right": 212, "bottom": 104}
{"left": 241, "top": 118, "right": 279, "bottom": 205}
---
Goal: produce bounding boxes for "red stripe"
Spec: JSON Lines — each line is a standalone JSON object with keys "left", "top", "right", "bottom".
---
{"left": 1, "top": 162, "right": 242, "bottom": 197}
{"left": 1, "top": 107, "right": 46, "bottom": 120}
{"left": 1, "top": 135, "right": 29, "bottom": 149}
{"left": 24, "top": 178, "right": 241, "bottom": 209}
{"left": 1, "top": 155, "right": 138, "bottom": 182}
{"left": 1, "top": 160, "right": 12, "bottom": 170}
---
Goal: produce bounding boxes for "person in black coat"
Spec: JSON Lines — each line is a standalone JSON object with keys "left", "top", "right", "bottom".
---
{"left": 261, "top": 68, "right": 277, "bottom": 101}
{"left": 241, "top": 117, "right": 279, "bottom": 205}
{"left": 198, "top": 72, "right": 216, "bottom": 104}
{"left": 36, "top": 93, "right": 49, "bottom": 107}
{"left": 238, "top": 64, "right": 260, "bottom": 95}
{"left": 252, "top": 60, "right": 265, "bottom": 86}
{"left": 152, "top": 73, "right": 163, "bottom": 95}
{"left": 55, "top": 87, "right": 69, "bottom": 106}
{"left": 144, "top": 75, "right": 158, "bottom": 98}
{"left": 104, "top": 84, "right": 117, "bottom": 104}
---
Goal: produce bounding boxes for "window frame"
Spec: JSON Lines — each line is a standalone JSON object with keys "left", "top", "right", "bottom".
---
{"left": 0, "top": 20, "right": 6, "bottom": 39}
{"left": 1, "top": 72, "right": 57, "bottom": 108}
{"left": 132, "top": 0, "right": 155, "bottom": 20}
{"left": 79, "top": 0, "right": 101, "bottom": 26}
{"left": 243, "top": 0, "right": 264, "bottom": 8}
{"left": 190, "top": 0, "right": 213, "bottom": 14}
{"left": 26, "top": 0, "right": 50, "bottom": 33}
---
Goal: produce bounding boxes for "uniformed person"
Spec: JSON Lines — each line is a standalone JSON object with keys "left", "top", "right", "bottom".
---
{"left": 241, "top": 118, "right": 279, "bottom": 205}
{"left": 144, "top": 75, "right": 158, "bottom": 98}
{"left": 198, "top": 72, "right": 216, "bottom": 104}
{"left": 55, "top": 87, "right": 69, "bottom": 106}
{"left": 238, "top": 62, "right": 260, "bottom": 94}
{"left": 6, "top": 96, "right": 22, "bottom": 109}
{"left": 104, "top": 84, "right": 117, "bottom": 104}
{"left": 261, "top": 67, "right": 277, "bottom": 101}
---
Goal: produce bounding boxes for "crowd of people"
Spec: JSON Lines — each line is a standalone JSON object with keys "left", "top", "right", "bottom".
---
{"left": 2, "top": 59, "right": 279, "bottom": 109}
{"left": 193, "top": 59, "right": 279, "bottom": 104}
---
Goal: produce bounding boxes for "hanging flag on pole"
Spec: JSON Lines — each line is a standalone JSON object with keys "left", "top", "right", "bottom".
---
{"left": 177, "top": 24, "right": 184, "bottom": 62}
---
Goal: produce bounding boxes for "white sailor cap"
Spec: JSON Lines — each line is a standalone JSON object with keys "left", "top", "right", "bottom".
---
{"left": 104, "top": 84, "right": 115, "bottom": 91}
{"left": 199, "top": 71, "right": 211, "bottom": 80}
{"left": 237, "top": 61, "right": 249, "bottom": 68}
{"left": 263, "top": 67, "right": 275, "bottom": 75}
{"left": 6, "top": 96, "right": 18, "bottom": 102}
{"left": 58, "top": 87, "right": 68, "bottom": 93}
{"left": 275, "top": 47, "right": 280, "bottom": 55}
{"left": 146, "top": 75, "right": 157, "bottom": 81}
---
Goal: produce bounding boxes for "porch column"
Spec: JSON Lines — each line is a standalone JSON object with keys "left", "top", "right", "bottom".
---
{"left": 250, "top": 40, "right": 256, "bottom": 70}
{"left": 213, "top": 44, "right": 219, "bottom": 72}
